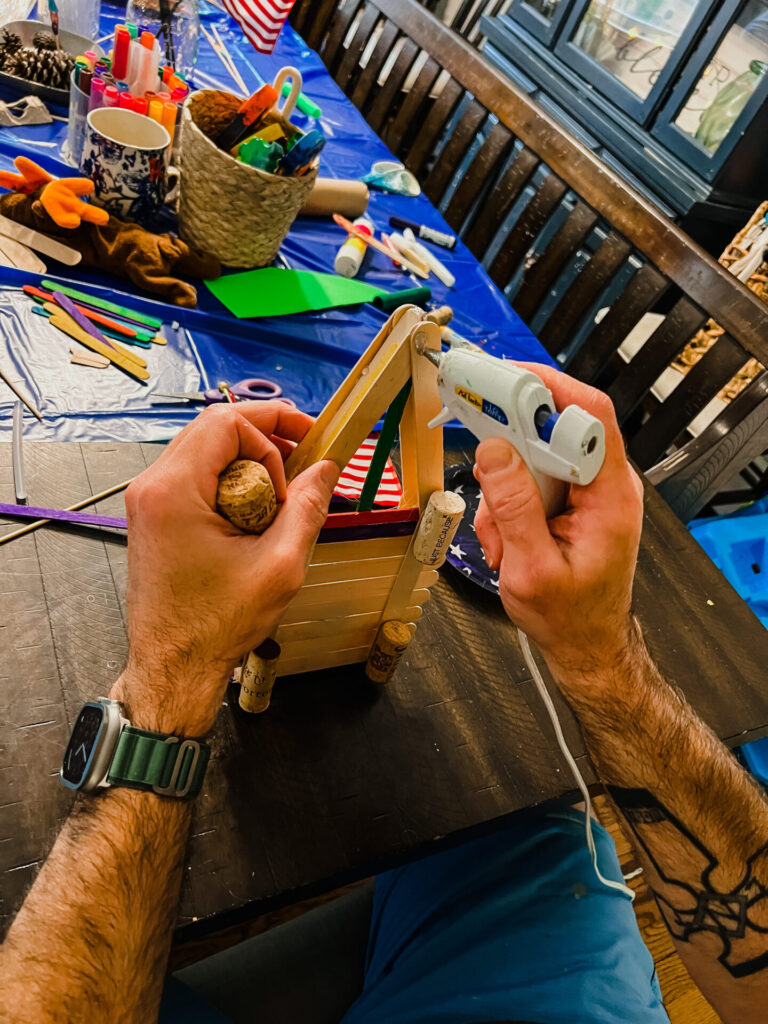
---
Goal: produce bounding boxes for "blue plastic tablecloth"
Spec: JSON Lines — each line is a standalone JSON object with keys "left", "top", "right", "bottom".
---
{"left": 0, "top": 0, "right": 549, "bottom": 441}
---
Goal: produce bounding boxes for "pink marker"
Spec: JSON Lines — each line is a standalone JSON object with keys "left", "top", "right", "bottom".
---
{"left": 103, "top": 85, "right": 120, "bottom": 108}
{"left": 84, "top": 50, "right": 97, "bottom": 69}
{"left": 88, "top": 77, "right": 106, "bottom": 112}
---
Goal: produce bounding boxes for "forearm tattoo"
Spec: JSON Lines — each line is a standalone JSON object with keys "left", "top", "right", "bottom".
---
{"left": 608, "top": 786, "right": 768, "bottom": 978}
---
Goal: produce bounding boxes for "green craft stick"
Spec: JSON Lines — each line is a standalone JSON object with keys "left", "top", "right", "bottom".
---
{"left": 357, "top": 380, "right": 412, "bottom": 512}
{"left": 41, "top": 281, "right": 164, "bottom": 330}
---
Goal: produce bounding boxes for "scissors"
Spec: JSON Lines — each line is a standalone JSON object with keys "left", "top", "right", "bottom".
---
{"left": 155, "top": 378, "right": 296, "bottom": 407}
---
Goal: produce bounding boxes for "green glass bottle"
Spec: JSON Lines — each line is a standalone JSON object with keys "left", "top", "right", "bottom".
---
{"left": 695, "top": 59, "right": 768, "bottom": 153}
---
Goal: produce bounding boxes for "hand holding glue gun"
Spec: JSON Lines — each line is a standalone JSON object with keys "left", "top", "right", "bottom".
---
{"left": 418, "top": 342, "right": 605, "bottom": 517}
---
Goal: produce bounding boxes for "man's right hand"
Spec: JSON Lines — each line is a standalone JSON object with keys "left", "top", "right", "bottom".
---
{"left": 473, "top": 364, "right": 644, "bottom": 685}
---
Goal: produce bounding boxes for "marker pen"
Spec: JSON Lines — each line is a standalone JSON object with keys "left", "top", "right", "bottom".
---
{"left": 148, "top": 97, "right": 164, "bottom": 124}
{"left": 88, "top": 77, "right": 106, "bottom": 111}
{"left": 112, "top": 25, "right": 131, "bottom": 80}
{"left": 388, "top": 215, "right": 456, "bottom": 250}
{"left": 162, "top": 101, "right": 178, "bottom": 144}
{"left": 118, "top": 91, "right": 134, "bottom": 109}
{"left": 103, "top": 85, "right": 120, "bottom": 108}
{"left": 79, "top": 68, "right": 92, "bottom": 96}
{"left": 132, "top": 96, "right": 148, "bottom": 116}
{"left": 84, "top": 50, "right": 97, "bottom": 68}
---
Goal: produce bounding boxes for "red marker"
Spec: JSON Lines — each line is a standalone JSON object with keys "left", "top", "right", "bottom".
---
{"left": 112, "top": 25, "right": 131, "bottom": 80}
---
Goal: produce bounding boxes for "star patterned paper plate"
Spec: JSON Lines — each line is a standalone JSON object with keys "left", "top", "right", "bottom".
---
{"left": 443, "top": 463, "right": 501, "bottom": 596}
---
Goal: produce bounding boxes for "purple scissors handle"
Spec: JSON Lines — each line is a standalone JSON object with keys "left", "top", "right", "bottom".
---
{"left": 203, "top": 378, "right": 296, "bottom": 407}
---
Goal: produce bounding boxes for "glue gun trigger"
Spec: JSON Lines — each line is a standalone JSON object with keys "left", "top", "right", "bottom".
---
{"left": 428, "top": 406, "right": 454, "bottom": 430}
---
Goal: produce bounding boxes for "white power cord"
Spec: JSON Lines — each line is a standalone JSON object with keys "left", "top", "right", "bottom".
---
{"left": 518, "top": 628, "right": 635, "bottom": 902}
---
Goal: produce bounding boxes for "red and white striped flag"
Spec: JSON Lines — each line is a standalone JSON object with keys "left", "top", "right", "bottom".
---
{"left": 335, "top": 437, "right": 403, "bottom": 507}
{"left": 221, "top": 0, "right": 296, "bottom": 54}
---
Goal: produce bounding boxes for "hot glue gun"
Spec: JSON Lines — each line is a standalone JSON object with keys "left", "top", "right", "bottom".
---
{"left": 417, "top": 342, "right": 606, "bottom": 517}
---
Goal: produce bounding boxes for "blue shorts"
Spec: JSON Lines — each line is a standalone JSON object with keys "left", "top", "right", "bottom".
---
{"left": 162, "top": 808, "right": 670, "bottom": 1024}
{"left": 342, "top": 808, "right": 668, "bottom": 1024}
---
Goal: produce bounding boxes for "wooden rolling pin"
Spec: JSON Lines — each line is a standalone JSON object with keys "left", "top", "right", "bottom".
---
{"left": 216, "top": 459, "right": 280, "bottom": 712}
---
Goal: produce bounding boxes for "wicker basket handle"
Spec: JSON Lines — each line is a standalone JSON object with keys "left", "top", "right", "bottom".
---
{"left": 272, "top": 66, "right": 302, "bottom": 120}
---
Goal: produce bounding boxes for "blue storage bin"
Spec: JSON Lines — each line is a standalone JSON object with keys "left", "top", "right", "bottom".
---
{"left": 688, "top": 513, "right": 768, "bottom": 628}
{"left": 688, "top": 507, "right": 768, "bottom": 785}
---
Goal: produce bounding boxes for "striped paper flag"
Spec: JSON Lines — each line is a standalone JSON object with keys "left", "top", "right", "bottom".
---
{"left": 335, "top": 437, "right": 403, "bottom": 507}
{"left": 221, "top": 0, "right": 296, "bottom": 54}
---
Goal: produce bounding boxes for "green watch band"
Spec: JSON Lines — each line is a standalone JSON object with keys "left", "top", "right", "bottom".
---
{"left": 107, "top": 726, "right": 210, "bottom": 799}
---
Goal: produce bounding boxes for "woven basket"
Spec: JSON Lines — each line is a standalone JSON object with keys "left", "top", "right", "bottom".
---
{"left": 177, "top": 90, "right": 318, "bottom": 268}
{"left": 673, "top": 201, "right": 767, "bottom": 402}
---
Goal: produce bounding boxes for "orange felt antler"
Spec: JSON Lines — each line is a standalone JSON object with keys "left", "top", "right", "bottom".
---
{"left": 40, "top": 178, "right": 109, "bottom": 229}
{"left": 0, "top": 156, "right": 54, "bottom": 194}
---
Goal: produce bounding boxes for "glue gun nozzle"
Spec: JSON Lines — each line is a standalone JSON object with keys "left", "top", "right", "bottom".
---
{"left": 417, "top": 345, "right": 442, "bottom": 369}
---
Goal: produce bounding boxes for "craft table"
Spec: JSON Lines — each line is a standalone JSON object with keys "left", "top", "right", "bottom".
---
{"left": 0, "top": 2, "right": 767, "bottom": 947}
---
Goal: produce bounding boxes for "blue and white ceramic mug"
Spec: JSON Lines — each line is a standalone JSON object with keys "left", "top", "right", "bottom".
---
{"left": 80, "top": 108, "right": 171, "bottom": 223}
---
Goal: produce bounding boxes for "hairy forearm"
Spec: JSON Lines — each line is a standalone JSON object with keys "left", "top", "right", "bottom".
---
{"left": 0, "top": 788, "right": 190, "bottom": 1024}
{"left": 550, "top": 619, "right": 768, "bottom": 1022}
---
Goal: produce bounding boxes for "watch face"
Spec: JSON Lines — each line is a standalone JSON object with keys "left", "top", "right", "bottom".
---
{"left": 61, "top": 704, "right": 105, "bottom": 786}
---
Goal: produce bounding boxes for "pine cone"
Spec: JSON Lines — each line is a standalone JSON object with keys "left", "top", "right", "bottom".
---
{"left": 33, "top": 31, "right": 57, "bottom": 52}
{"left": 0, "top": 29, "right": 23, "bottom": 70}
{"left": 8, "top": 47, "right": 74, "bottom": 90}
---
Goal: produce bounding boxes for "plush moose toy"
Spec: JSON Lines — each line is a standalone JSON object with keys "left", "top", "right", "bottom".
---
{"left": 0, "top": 156, "right": 220, "bottom": 307}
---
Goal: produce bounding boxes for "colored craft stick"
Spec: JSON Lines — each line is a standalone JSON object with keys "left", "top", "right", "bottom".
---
{"left": 23, "top": 285, "right": 156, "bottom": 342}
{"left": 31, "top": 303, "right": 153, "bottom": 349}
{"left": 47, "top": 310, "right": 150, "bottom": 382}
{"left": 0, "top": 503, "right": 127, "bottom": 529}
{"left": 40, "top": 281, "right": 163, "bottom": 330}
{"left": 0, "top": 478, "right": 134, "bottom": 546}
{"left": 52, "top": 291, "right": 119, "bottom": 354}
{"left": 357, "top": 381, "right": 411, "bottom": 512}
{"left": 321, "top": 507, "right": 419, "bottom": 530}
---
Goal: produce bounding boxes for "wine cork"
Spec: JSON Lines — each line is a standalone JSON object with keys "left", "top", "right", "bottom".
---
{"left": 365, "top": 620, "right": 412, "bottom": 684}
{"left": 299, "top": 178, "right": 370, "bottom": 218}
{"left": 413, "top": 490, "right": 466, "bottom": 567}
{"left": 239, "top": 638, "right": 282, "bottom": 714}
{"left": 216, "top": 460, "right": 277, "bottom": 534}
{"left": 426, "top": 305, "right": 453, "bottom": 326}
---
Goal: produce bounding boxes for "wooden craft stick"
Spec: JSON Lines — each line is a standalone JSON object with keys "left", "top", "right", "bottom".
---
{"left": 412, "top": 490, "right": 466, "bottom": 567}
{"left": 48, "top": 311, "right": 150, "bottom": 382}
{"left": 0, "top": 363, "right": 43, "bottom": 421}
{"left": 45, "top": 303, "right": 147, "bottom": 368}
{"left": 239, "top": 638, "right": 281, "bottom": 714}
{"left": 0, "top": 478, "right": 134, "bottom": 546}
{"left": 70, "top": 347, "right": 110, "bottom": 368}
{"left": 365, "top": 620, "right": 413, "bottom": 684}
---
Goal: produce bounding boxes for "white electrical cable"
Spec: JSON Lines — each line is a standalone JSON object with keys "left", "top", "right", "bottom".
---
{"left": 517, "top": 628, "right": 635, "bottom": 902}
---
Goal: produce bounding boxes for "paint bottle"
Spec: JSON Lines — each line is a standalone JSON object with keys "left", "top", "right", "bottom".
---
{"left": 334, "top": 216, "right": 373, "bottom": 278}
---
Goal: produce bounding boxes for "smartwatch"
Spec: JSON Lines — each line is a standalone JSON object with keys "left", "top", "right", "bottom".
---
{"left": 60, "top": 698, "right": 210, "bottom": 799}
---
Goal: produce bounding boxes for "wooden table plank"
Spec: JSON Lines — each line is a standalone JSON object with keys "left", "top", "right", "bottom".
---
{"left": 0, "top": 441, "right": 766, "bottom": 943}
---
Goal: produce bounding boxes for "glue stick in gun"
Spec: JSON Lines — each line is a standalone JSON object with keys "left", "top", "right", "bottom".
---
{"left": 416, "top": 342, "right": 606, "bottom": 517}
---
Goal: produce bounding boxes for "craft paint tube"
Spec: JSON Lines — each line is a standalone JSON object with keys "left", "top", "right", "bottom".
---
{"left": 335, "top": 216, "right": 373, "bottom": 278}
{"left": 88, "top": 77, "right": 106, "bottom": 112}
{"left": 388, "top": 215, "right": 456, "bottom": 250}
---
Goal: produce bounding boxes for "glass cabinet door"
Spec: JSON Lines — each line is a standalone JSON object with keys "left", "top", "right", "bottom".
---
{"left": 507, "top": 0, "right": 573, "bottom": 44}
{"left": 653, "top": 0, "right": 768, "bottom": 175}
{"left": 555, "top": 0, "right": 716, "bottom": 121}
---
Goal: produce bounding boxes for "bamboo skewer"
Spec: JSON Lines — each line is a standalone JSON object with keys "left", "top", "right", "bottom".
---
{"left": 201, "top": 26, "right": 248, "bottom": 96}
{"left": 0, "top": 363, "right": 43, "bottom": 421}
{"left": 0, "top": 478, "right": 134, "bottom": 546}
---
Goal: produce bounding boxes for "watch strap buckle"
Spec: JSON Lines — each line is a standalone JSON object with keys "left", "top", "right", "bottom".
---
{"left": 152, "top": 737, "right": 205, "bottom": 798}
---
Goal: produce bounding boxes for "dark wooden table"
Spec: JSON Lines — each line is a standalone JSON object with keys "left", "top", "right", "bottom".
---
{"left": 1, "top": 440, "right": 767, "bottom": 942}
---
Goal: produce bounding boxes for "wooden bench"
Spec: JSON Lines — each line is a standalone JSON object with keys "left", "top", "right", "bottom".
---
{"left": 290, "top": 0, "right": 768, "bottom": 521}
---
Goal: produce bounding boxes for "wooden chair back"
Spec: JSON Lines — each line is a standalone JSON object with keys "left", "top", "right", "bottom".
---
{"left": 289, "top": 0, "right": 768, "bottom": 520}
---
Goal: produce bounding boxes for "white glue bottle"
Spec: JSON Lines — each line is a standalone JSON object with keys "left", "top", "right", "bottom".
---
{"left": 334, "top": 216, "right": 373, "bottom": 277}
